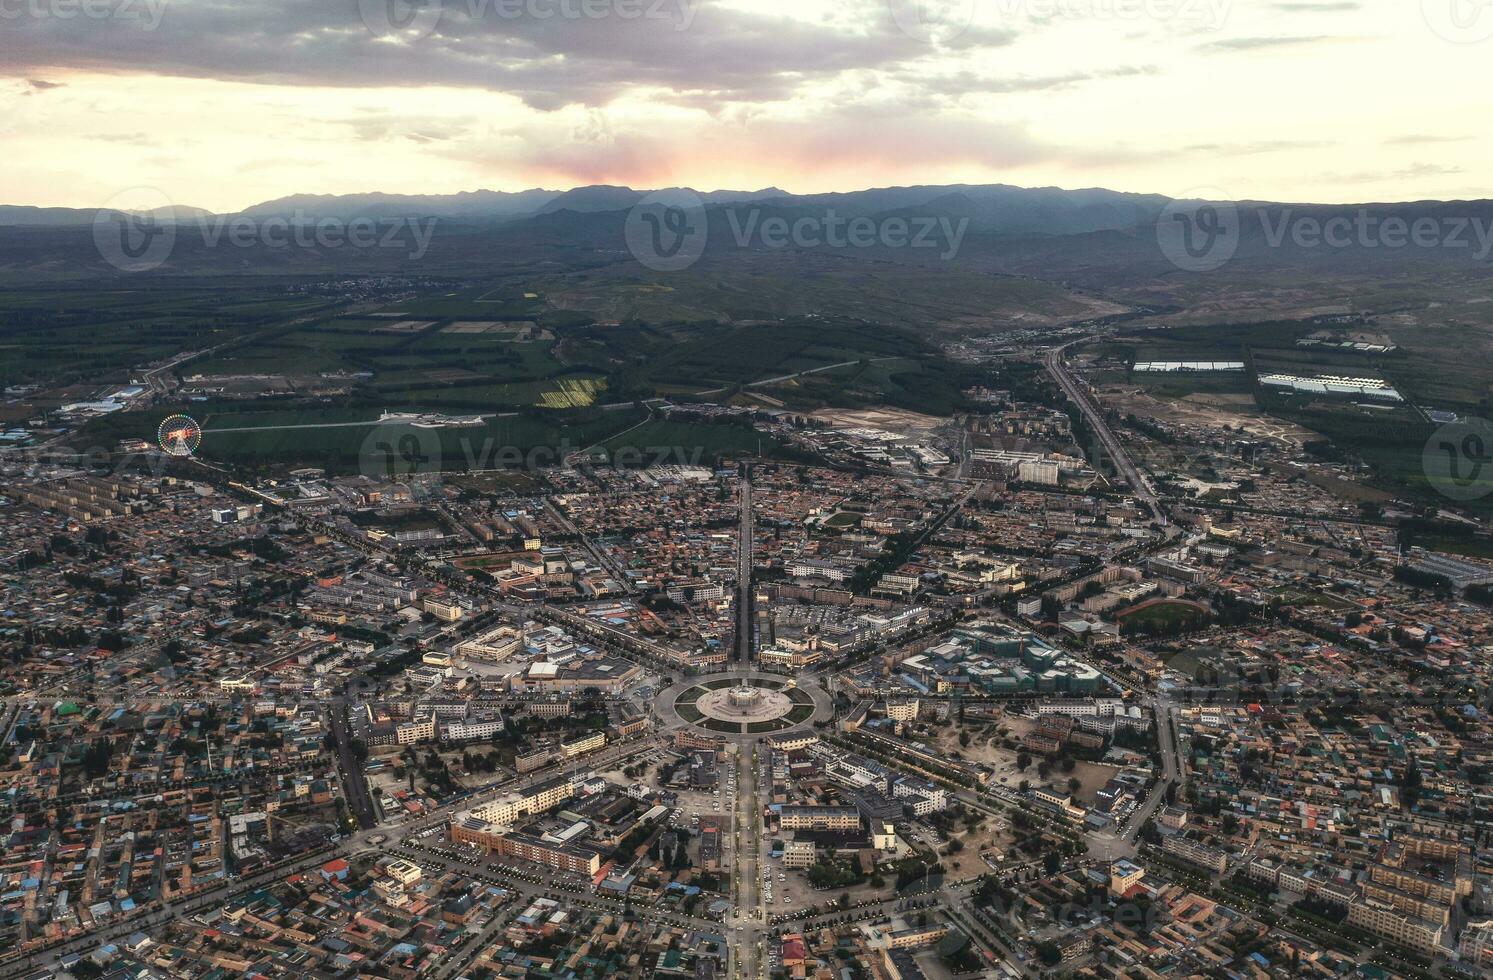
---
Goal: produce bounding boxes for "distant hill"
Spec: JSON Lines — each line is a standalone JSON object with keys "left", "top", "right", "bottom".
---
{"left": 0, "top": 182, "right": 1170, "bottom": 232}
{"left": 0, "top": 204, "right": 214, "bottom": 226}
{"left": 237, "top": 188, "right": 561, "bottom": 222}
{"left": 535, "top": 184, "right": 790, "bottom": 215}
{"left": 8, "top": 183, "right": 1488, "bottom": 240}
{"left": 6, "top": 183, "right": 1493, "bottom": 288}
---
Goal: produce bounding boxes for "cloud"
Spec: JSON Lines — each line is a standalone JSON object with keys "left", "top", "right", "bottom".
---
{"left": 446, "top": 100, "right": 1130, "bottom": 189}
{"left": 1323, "top": 163, "right": 1467, "bottom": 184}
{"left": 907, "top": 65, "right": 1156, "bottom": 99}
{"left": 1182, "top": 139, "right": 1329, "bottom": 155}
{"left": 1383, "top": 134, "right": 1473, "bottom": 146}
{"left": 1269, "top": 2, "right": 1360, "bottom": 11}
{"left": 1197, "top": 34, "right": 1332, "bottom": 51}
{"left": 0, "top": 0, "right": 1014, "bottom": 111}
{"left": 19, "top": 78, "right": 65, "bottom": 95}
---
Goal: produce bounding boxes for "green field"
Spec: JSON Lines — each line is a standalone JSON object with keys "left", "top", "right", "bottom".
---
{"left": 1097, "top": 318, "right": 1493, "bottom": 510}
{"left": 1117, "top": 599, "right": 1210, "bottom": 634}
{"left": 596, "top": 418, "right": 792, "bottom": 466}
{"left": 76, "top": 403, "right": 650, "bottom": 474}
{"left": 0, "top": 282, "right": 333, "bottom": 387}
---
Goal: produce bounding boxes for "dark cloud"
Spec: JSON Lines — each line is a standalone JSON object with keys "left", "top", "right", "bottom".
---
{"left": 908, "top": 65, "right": 1155, "bottom": 98}
{"left": 0, "top": 0, "right": 1014, "bottom": 111}
{"left": 1197, "top": 34, "right": 1331, "bottom": 51}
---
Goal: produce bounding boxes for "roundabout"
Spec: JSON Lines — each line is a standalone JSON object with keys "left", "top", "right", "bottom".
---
{"left": 699, "top": 685, "right": 792, "bottom": 724}
{"left": 658, "top": 670, "right": 833, "bottom": 741}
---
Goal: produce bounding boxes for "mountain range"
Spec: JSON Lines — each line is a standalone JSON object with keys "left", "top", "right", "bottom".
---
{"left": 0, "top": 183, "right": 1180, "bottom": 237}
{"left": 6, "top": 182, "right": 1493, "bottom": 287}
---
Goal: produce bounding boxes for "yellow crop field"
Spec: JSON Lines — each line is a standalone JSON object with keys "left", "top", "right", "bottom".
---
{"left": 537, "top": 378, "right": 607, "bottom": 409}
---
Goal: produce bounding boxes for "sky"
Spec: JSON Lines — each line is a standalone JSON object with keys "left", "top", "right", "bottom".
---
{"left": 2, "top": 0, "right": 1491, "bottom": 211}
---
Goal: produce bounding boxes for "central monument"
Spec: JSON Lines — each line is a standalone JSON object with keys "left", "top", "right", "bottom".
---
{"left": 729, "top": 685, "right": 762, "bottom": 708}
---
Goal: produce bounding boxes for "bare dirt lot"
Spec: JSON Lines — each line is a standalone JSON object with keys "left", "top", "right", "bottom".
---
{"left": 809, "top": 406, "right": 945, "bottom": 435}
{"left": 925, "top": 716, "right": 1121, "bottom": 806}
{"left": 1101, "top": 384, "right": 1318, "bottom": 448}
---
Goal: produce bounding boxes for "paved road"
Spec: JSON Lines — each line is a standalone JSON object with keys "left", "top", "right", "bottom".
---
{"left": 544, "top": 497, "right": 638, "bottom": 594}
{"left": 733, "top": 742, "right": 764, "bottom": 980}
{"left": 432, "top": 902, "right": 519, "bottom": 980}
{"left": 1123, "top": 694, "right": 1183, "bottom": 844}
{"left": 328, "top": 700, "right": 379, "bottom": 829}
{"left": 697, "top": 357, "right": 903, "bottom": 397}
{"left": 738, "top": 465, "right": 753, "bottom": 666}
{"left": 1045, "top": 343, "right": 1165, "bottom": 525}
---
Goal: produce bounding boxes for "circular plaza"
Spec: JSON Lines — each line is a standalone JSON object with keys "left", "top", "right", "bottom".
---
{"left": 698, "top": 685, "right": 792, "bottom": 724}
{"left": 659, "top": 671, "right": 833, "bottom": 740}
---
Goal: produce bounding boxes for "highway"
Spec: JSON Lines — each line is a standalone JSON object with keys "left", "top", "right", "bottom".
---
{"left": 1123, "top": 694, "right": 1184, "bottom": 844}
{"left": 738, "top": 464, "right": 753, "bottom": 666}
{"left": 1044, "top": 343, "right": 1165, "bottom": 525}
{"left": 733, "top": 742, "right": 765, "bottom": 980}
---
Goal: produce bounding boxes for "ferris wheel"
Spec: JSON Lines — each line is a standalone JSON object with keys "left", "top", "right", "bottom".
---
{"left": 156, "top": 414, "right": 203, "bottom": 457}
